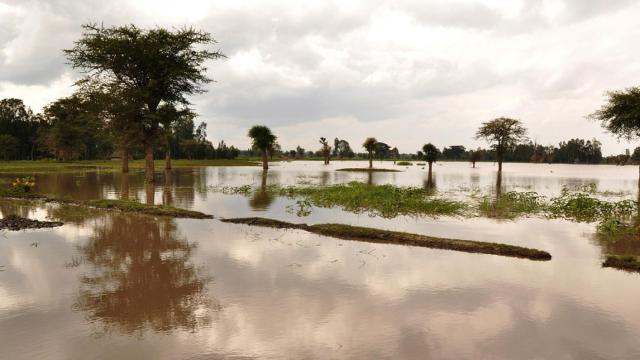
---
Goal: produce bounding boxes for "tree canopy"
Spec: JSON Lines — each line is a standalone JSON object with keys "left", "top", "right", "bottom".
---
{"left": 590, "top": 87, "right": 640, "bottom": 140}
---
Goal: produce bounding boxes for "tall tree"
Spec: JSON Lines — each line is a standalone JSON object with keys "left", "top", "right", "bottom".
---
{"left": 0, "top": 98, "right": 43, "bottom": 160}
{"left": 65, "top": 24, "right": 225, "bottom": 182}
{"left": 475, "top": 117, "right": 527, "bottom": 172}
{"left": 363, "top": 137, "right": 377, "bottom": 168}
{"left": 590, "top": 87, "right": 640, "bottom": 178}
{"left": 319, "top": 137, "right": 331, "bottom": 165}
{"left": 422, "top": 143, "right": 440, "bottom": 184}
{"left": 41, "top": 94, "right": 109, "bottom": 161}
{"left": 248, "top": 125, "right": 277, "bottom": 170}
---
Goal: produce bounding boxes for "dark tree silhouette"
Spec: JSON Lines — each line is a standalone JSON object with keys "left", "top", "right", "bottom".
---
{"left": 363, "top": 137, "right": 377, "bottom": 168}
{"left": 476, "top": 117, "right": 527, "bottom": 172}
{"left": 248, "top": 125, "right": 277, "bottom": 170}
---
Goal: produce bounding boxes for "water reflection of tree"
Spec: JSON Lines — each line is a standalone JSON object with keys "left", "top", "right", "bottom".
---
{"left": 249, "top": 171, "right": 274, "bottom": 210}
{"left": 74, "top": 214, "right": 212, "bottom": 334}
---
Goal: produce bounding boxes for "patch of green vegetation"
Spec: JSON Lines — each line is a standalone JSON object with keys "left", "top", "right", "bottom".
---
{"left": 335, "top": 168, "right": 401, "bottom": 172}
{"left": 221, "top": 217, "right": 552, "bottom": 261}
{"left": 602, "top": 255, "right": 640, "bottom": 273}
{"left": 277, "top": 182, "right": 465, "bottom": 218}
{"left": 416, "top": 162, "right": 426, "bottom": 166}
{"left": 85, "top": 199, "right": 213, "bottom": 218}
{"left": 478, "top": 191, "right": 545, "bottom": 219}
{"left": 0, "top": 159, "right": 260, "bottom": 174}
{"left": 396, "top": 161, "right": 413, "bottom": 166}
{"left": 547, "top": 187, "right": 637, "bottom": 222}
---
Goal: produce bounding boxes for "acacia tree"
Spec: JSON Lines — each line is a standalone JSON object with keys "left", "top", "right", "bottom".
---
{"left": 319, "top": 137, "right": 331, "bottom": 165}
{"left": 590, "top": 87, "right": 640, "bottom": 179}
{"left": 475, "top": 117, "right": 527, "bottom": 172}
{"left": 363, "top": 137, "right": 377, "bottom": 168}
{"left": 65, "top": 24, "right": 225, "bottom": 182}
{"left": 422, "top": 143, "right": 440, "bottom": 184}
{"left": 248, "top": 125, "right": 277, "bottom": 170}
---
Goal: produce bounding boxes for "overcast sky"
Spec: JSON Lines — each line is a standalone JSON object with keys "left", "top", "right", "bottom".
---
{"left": 1, "top": 0, "right": 639, "bottom": 155}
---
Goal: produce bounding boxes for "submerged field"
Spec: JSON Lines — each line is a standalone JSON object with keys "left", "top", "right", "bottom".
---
{"left": 2, "top": 161, "right": 640, "bottom": 359}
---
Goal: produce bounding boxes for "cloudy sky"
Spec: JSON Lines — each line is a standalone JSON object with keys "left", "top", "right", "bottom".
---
{"left": 1, "top": 0, "right": 639, "bottom": 154}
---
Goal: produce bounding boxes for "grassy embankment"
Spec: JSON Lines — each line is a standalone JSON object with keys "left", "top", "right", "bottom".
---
{"left": 221, "top": 217, "right": 552, "bottom": 261}
{"left": 0, "top": 159, "right": 260, "bottom": 173}
{"left": 0, "top": 186, "right": 212, "bottom": 219}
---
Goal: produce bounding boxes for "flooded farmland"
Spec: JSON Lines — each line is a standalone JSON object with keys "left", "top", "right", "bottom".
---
{"left": 2, "top": 161, "right": 640, "bottom": 359}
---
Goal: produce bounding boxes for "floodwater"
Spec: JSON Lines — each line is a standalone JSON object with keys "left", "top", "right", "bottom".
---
{"left": 1, "top": 161, "right": 640, "bottom": 359}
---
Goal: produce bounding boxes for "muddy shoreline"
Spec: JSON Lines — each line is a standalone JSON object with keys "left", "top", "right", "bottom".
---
{"left": 0, "top": 215, "right": 63, "bottom": 231}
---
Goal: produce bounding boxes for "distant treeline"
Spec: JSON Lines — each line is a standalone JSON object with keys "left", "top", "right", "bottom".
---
{"left": 0, "top": 98, "right": 240, "bottom": 161}
{"left": 284, "top": 138, "right": 639, "bottom": 165}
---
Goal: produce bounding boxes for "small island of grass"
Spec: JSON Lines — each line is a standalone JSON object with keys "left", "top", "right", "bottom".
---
{"left": 221, "top": 217, "right": 552, "bottom": 261}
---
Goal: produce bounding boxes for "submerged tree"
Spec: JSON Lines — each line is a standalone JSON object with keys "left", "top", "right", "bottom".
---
{"left": 319, "top": 137, "right": 331, "bottom": 165}
{"left": 363, "top": 137, "right": 377, "bottom": 168}
{"left": 469, "top": 148, "right": 482, "bottom": 168}
{"left": 422, "top": 143, "right": 440, "bottom": 187}
{"left": 248, "top": 125, "right": 277, "bottom": 170}
{"left": 475, "top": 117, "right": 527, "bottom": 172}
{"left": 65, "top": 24, "right": 225, "bottom": 182}
{"left": 590, "top": 87, "right": 640, "bottom": 179}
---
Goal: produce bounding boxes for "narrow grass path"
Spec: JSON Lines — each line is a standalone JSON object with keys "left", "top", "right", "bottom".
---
{"left": 221, "top": 217, "right": 552, "bottom": 261}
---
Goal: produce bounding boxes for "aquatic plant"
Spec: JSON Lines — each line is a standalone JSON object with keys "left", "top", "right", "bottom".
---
{"left": 478, "top": 191, "right": 545, "bottom": 219}
{"left": 396, "top": 161, "right": 413, "bottom": 166}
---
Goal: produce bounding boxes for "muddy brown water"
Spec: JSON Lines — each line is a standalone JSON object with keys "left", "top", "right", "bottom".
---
{"left": 1, "top": 161, "right": 640, "bottom": 359}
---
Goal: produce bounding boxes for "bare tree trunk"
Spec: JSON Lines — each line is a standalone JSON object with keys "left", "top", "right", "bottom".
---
{"left": 261, "top": 149, "right": 269, "bottom": 170}
{"left": 472, "top": 161, "right": 476, "bottom": 168}
{"left": 497, "top": 151, "right": 503, "bottom": 172}
{"left": 163, "top": 168, "right": 173, "bottom": 205}
{"left": 428, "top": 161, "right": 433, "bottom": 183}
{"left": 145, "top": 139, "right": 155, "bottom": 183}
{"left": 145, "top": 181, "right": 155, "bottom": 206}
{"left": 121, "top": 147, "right": 129, "bottom": 173}
{"left": 120, "top": 173, "right": 129, "bottom": 200}
{"left": 368, "top": 152, "right": 373, "bottom": 168}
{"left": 164, "top": 135, "right": 172, "bottom": 170}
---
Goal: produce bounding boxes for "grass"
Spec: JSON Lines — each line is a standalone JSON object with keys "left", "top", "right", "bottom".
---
{"left": 220, "top": 217, "right": 552, "bottom": 261}
{"left": 0, "top": 159, "right": 260, "bottom": 173}
{"left": 478, "top": 191, "right": 545, "bottom": 219}
{"left": 86, "top": 199, "right": 213, "bottom": 218}
{"left": 215, "top": 182, "right": 466, "bottom": 218}
{"left": 396, "top": 161, "right": 413, "bottom": 166}
{"left": 0, "top": 192, "right": 213, "bottom": 219}
{"left": 602, "top": 255, "right": 640, "bottom": 273}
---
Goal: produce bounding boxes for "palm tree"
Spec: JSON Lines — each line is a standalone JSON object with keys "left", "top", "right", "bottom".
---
{"left": 248, "top": 125, "right": 277, "bottom": 170}
{"left": 475, "top": 117, "right": 527, "bottom": 172}
{"left": 363, "top": 137, "right": 377, "bottom": 168}
{"left": 422, "top": 143, "right": 440, "bottom": 185}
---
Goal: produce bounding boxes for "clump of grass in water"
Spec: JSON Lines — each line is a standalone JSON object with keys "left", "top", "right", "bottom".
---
{"left": 277, "top": 182, "right": 466, "bottom": 218}
{"left": 603, "top": 255, "right": 640, "bottom": 273}
{"left": 478, "top": 191, "right": 545, "bottom": 219}
{"left": 396, "top": 161, "right": 413, "bottom": 166}
{"left": 547, "top": 186, "right": 637, "bottom": 222}
{"left": 215, "top": 182, "right": 466, "bottom": 218}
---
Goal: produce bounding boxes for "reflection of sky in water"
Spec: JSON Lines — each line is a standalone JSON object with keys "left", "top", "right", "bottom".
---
{"left": 1, "top": 162, "right": 640, "bottom": 359}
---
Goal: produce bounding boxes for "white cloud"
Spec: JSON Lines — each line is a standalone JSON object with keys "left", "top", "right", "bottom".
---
{"left": 1, "top": 0, "right": 639, "bottom": 154}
